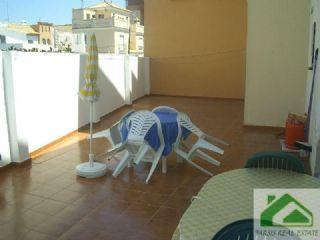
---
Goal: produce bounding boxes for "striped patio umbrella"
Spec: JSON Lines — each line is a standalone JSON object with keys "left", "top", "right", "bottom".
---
{"left": 76, "top": 34, "right": 106, "bottom": 179}
{"left": 79, "top": 34, "right": 100, "bottom": 102}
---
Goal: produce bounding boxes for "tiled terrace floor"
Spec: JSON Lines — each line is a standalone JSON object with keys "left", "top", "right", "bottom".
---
{"left": 0, "top": 96, "right": 292, "bottom": 239}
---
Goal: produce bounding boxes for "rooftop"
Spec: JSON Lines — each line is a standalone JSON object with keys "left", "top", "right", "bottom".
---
{"left": 86, "top": 1, "right": 131, "bottom": 12}
{"left": 8, "top": 23, "right": 39, "bottom": 35}
{"left": 54, "top": 24, "right": 73, "bottom": 32}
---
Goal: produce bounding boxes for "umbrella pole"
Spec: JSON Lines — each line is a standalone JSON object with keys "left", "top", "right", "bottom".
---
{"left": 89, "top": 101, "right": 94, "bottom": 167}
{"left": 75, "top": 100, "right": 106, "bottom": 178}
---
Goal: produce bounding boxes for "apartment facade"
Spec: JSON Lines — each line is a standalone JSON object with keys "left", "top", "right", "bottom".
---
{"left": 72, "top": 2, "right": 144, "bottom": 55}
{"left": 127, "top": 0, "right": 144, "bottom": 25}
{"left": 54, "top": 24, "right": 86, "bottom": 53}
{"left": 31, "top": 22, "right": 54, "bottom": 46}
{"left": 0, "top": 22, "right": 52, "bottom": 51}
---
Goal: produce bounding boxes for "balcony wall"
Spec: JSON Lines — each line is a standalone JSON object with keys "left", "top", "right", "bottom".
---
{"left": 72, "top": 18, "right": 114, "bottom": 29}
{"left": 73, "top": 18, "right": 130, "bottom": 30}
{"left": 0, "top": 51, "right": 11, "bottom": 165}
{"left": 244, "top": 0, "right": 310, "bottom": 127}
{"left": 145, "top": 0, "right": 247, "bottom": 99}
{"left": 1, "top": 52, "right": 150, "bottom": 162}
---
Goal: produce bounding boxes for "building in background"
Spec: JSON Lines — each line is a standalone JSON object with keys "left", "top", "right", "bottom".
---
{"left": 0, "top": 21, "right": 52, "bottom": 51}
{"left": 31, "top": 22, "right": 54, "bottom": 46}
{"left": 126, "top": 0, "right": 144, "bottom": 25}
{"left": 129, "top": 17, "right": 144, "bottom": 55}
{"left": 72, "top": 2, "right": 144, "bottom": 55}
{"left": 54, "top": 24, "right": 86, "bottom": 53}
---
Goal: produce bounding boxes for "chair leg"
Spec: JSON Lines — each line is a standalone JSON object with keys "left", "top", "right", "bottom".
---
{"left": 177, "top": 155, "right": 183, "bottom": 163}
{"left": 162, "top": 157, "right": 167, "bottom": 174}
{"left": 195, "top": 150, "right": 221, "bottom": 166}
{"left": 146, "top": 151, "right": 163, "bottom": 183}
{"left": 112, "top": 151, "right": 131, "bottom": 178}
{"left": 133, "top": 145, "right": 149, "bottom": 165}
{"left": 185, "top": 158, "right": 213, "bottom": 176}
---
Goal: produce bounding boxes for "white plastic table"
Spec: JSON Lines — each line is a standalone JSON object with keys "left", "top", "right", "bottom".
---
{"left": 172, "top": 168, "right": 320, "bottom": 240}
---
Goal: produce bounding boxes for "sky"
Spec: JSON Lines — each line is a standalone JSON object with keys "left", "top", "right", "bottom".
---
{"left": 0, "top": 0, "right": 126, "bottom": 25}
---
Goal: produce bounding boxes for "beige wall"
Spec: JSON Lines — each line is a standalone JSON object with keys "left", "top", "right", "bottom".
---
{"left": 244, "top": 0, "right": 310, "bottom": 127}
{"left": 144, "top": 0, "right": 247, "bottom": 99}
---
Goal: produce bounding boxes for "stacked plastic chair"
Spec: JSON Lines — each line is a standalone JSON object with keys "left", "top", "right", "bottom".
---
{"left": 112, "top": 110, "right": 165, "bottom": 183}
{"left": 152, "top": 106, "right": 229, "bottom": 176}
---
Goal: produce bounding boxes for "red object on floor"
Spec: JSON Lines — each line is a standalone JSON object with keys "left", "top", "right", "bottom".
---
{"left": 285, "top": 119, "right": 305, "bottom": 149}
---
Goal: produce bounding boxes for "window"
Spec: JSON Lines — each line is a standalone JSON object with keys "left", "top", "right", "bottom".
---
{"left": 86, "top": 14, "right": 91, "bottom": 20}
{"left": 119, "top": 35, "right": 125, "bottom": 51}
{"left": 28, "top": 40, "right": 33, "bottom": 44}
{"left": 84, "top": 35, "right": 87, "bottom": 44}
{"left": 98, "top": 14, "right": 104, "bottom": 19}
{"left": 0, "top": 35, "right": 6, "bottom": 44}
{"left": 47, "top": 39, "right": 51, "bottom": 45}
{"left": 41, "top": 26, "right": 44, "bottom": 32}
{"left": 42, "top": 39, "right": 46, "bottom": 45}
{"left": 92, "top": 15, "right": 96, "bottom": 19}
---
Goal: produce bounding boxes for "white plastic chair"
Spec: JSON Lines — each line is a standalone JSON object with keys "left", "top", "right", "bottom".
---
{"left": 91, "top": 110, "right": 135, "bottom": 156}
{"left": 112, "top": 110, "right": 165, "bottom": 183}
{"left": 174, "top": 112, "right": 228, "bottom": 176}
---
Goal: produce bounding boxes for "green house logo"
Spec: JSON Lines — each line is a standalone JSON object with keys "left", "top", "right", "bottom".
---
{"left": 260, "top": 194, "right": 313, "bottom": 227}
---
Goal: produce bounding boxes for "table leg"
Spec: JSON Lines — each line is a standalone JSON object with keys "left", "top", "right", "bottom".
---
{"left": 177, "top": 155, "right": 183, "bottom": 163}
{"left": 127, "top": 157, "right": 133, "bottom": 168}
{"left": 162, "top": 157, "right": 167, "bottom": 174}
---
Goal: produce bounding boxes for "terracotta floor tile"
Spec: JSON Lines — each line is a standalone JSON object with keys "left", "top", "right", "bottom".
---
{"left": 58, "top": 222, "right": 100, "bottom": 240}
{"left": 137, "top": 192, "right": 170, "bottom": 207}
{"left": 23, "top": 230, "right": 56, "bottom": 240}
{"left": 32, "top": 199, "right": 68, "bottom": 216}
{"left": 49, "top": 189, "right": 83, "bottom": 204}
{"left": 0, "top": 221, "right": 29, "bottom": 240}
{"left": 7, "top": 193, "right": 45, "bottom": 209}
{"left": 28, "top": 185, "right": 63, "bottom": 198}
{"left": 16, "top": 210, "right": 49, "bottom": 228}
{"left": 31, "top": 216, "right": 74, "bottom": 237}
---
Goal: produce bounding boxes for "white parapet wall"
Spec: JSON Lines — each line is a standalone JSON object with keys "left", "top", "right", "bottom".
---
{"left": 0, "top": 51, "right": 11, "bottom": 165}
{"left": 1, "top": 51, "right": 150, "bottom": 162}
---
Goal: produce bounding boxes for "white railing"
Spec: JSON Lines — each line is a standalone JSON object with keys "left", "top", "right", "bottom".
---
{"left": 0, "top": 51, "right": 150, "bottom": 163}
{"left": 73, "top": 18, "right": 114, "bottom": 29}
{"left": 73, "top": 17, "right": 129, "bottom": 29}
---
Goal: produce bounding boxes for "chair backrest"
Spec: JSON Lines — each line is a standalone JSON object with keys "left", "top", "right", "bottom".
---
{"left": 118, "top": 110, "right": 135, "bottom": 131}
{"left": 178, "top": 112, "right": 204, "bottom": 138}
{"left": 152, "top": 106, "right": 179, "bottom": 114}
{"left": 244, "top": 151, "right": 306, "bottom": 174}
{"left": 212, "top": 219, "right": 254, "bottom": 240}
{"left": 127, "top": 110, "right": 164, "bottom": 146}
{"left": 109, "top": 110, "right": 135, "bottom": 145}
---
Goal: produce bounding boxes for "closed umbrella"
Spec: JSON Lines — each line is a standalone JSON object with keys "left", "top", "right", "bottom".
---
{"left": 76, "top": 34, "right": 106, "bottom": 178}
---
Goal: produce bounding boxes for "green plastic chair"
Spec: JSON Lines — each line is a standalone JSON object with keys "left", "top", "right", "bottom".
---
{"left": 244, "top": 151, "right": 305, "bottom": 174}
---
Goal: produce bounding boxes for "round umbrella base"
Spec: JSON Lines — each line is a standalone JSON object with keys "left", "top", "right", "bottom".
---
{"left": 76, "top": 162, "right": 107, "bottom": 179}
